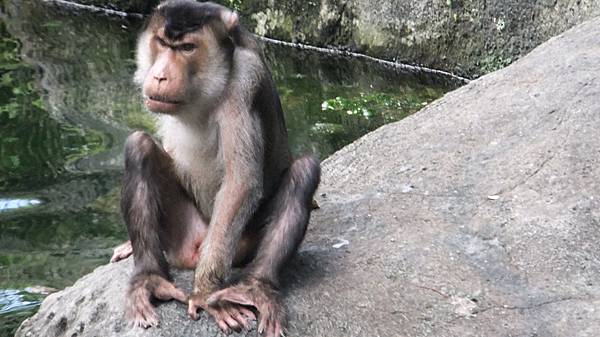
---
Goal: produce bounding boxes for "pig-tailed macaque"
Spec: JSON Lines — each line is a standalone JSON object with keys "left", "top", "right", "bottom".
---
{"left": 110, "top": 1, "right": 320, "bottom": 336}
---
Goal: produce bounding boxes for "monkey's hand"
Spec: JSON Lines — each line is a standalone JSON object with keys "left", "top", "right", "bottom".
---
{"left": 188, "top": 292, "right": 256, "bottom": 334}
{"left": 207, "top": 278, "right": 287, "bottom": 337}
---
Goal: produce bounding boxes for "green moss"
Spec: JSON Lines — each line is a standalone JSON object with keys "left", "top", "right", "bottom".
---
{"left": 251, "top": 9, "right": 294, "bottom": 38}
{"left": 479, "top": 54, "right": 512, "bottom": 73}
{"left": 226, "top": 0, "right": 244, "bottom": 12}
{"left": 354, "top": 22, "right": 397, "bottom": 49}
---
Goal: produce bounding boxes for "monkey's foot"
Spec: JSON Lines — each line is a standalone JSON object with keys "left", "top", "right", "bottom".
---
{"left": 110, "top": 240, "right": 133, "bottom": 263}
{"left": 207, "top": 278, "right": 287, "bottom": 337}
{"left": 127, "top": 275, "right": 187, "bottom": 328}
{"left": 188, "top": 293, "right": 256, "bottom": 334}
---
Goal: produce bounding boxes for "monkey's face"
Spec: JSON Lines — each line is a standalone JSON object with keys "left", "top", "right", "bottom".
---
{"left": 135, "top": 2, "right": 237, "bottom": 115}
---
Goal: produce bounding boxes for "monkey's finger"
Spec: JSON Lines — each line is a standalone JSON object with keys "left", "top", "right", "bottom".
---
{"left": 269, "top": 321, "right": 278, "bottom": 337}
{"left": 220, "top": 308, "right": 242, "bottom": 333}
{"left": 230, "top": 308, "right": 251, "bottom": 330}
{"left": 187, "top": 301, "right": 201, "bottom": 320}
{"left": 274, "top": 321, "right": 283, "bottom": 337}
{"left": 238, "top": 306, "right": 256, "bottom": 320}
{"left": 257, "top": 319, "right": 263, "bottom": 335}
{"left": 208, "top": 307, "right": 234, "bottom": 334}
{"left": 216, "top": 320, "right": 231, "bottom": 335}
{"left": 258, "top": 314, "right": 269, "bottom": 335}
{"left": 206, "top": 305, "right": 240, "bottom": 334}
{"left": 267, "top": 319, "right": 278, "bottom": 337}
{"left": 208, "top": 288, "right": 253, "bottom": 307}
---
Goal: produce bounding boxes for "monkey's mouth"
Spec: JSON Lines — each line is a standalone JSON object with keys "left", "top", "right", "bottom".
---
{"left": 148, "top": 95, "right": 182, "bottom": 104}
{"left": 145, "top": 95, "right": 183, "bottom": 113}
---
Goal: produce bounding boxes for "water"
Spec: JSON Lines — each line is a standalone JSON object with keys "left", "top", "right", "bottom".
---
{"left": 0, "top": 1, "right": 459, "bottom": 335}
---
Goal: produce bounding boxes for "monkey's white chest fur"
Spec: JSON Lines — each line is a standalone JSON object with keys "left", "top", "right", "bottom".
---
{"left": 157, "top": 115, "right": 224, "bottom": 219}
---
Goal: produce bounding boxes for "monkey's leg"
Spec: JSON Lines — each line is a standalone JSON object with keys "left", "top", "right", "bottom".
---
{"left": 121, "top": 131, "right": 197, "bottom": 328}
{"left": 124, "top": 133, "right": 257, "bottom": 331}
{"left": 208, "top": 155, "right": 321, "bottom": 337}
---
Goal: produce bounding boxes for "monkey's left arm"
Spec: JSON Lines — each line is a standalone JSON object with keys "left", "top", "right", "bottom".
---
{"left": 192, "top": 100, "right": 264, "bottom": 300}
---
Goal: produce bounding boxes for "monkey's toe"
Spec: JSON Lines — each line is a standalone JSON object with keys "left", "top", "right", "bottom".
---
{"left": 153, "top": 278, "right": 187, "bottom": 303}
{"left": 128, "top": 301, "right": 159, "bottom": 329}
{"left": 258, "top": 310, "right": 285, "bottom": 337}
{"left": 133, "top": 315, "right": 158, "bottom": 329}
{"left": 110, "top": 240, "right": 133, "bottom": 263}
{"left": 126, "top": 274, "right": 182, "bottom": 329}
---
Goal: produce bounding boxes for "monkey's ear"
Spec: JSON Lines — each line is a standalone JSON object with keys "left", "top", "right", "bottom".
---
{"left": 221, "top": 10, "right": 239, "bottom": 33}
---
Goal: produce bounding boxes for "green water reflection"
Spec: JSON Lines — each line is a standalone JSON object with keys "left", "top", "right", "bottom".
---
{"left": 0, "top": 1, "right": 458, "bottom": 335}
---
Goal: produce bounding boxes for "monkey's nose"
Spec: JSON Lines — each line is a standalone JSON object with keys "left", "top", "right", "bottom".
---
{"left": 154, "top": 75, "right": 167, "bottom": 83}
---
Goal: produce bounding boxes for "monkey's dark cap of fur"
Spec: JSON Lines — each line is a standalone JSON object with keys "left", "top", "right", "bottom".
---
{"left": 157, "top": 0, "right": 226, "bottom": 40}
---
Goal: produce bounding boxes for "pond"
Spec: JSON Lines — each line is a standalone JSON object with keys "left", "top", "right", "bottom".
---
{"left": 0, "top": 1, "right": 460, "bottom": 335}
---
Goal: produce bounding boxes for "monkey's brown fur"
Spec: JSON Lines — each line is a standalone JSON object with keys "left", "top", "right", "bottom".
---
{"left": 112, "top": 2, "right": 320, "bottom": 336}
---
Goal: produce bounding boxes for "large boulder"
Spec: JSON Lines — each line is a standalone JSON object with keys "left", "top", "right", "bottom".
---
{"left": 17, "top": 16, "right": 600, "bottom": 337}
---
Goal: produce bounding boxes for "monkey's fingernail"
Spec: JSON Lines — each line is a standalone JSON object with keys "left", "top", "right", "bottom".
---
{"left": 220, "top": 323, "right": 231, "bottom": 335}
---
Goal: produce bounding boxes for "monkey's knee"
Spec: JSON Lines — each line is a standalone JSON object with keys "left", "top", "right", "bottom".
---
{"left": 124, "top": 131, "right": 164, "bottom": 168}
{"left": 125, "top": 131, "right": 156, "bottom": 157}
{"left": 289, "top": 155, "right": 321, "bottom": 201}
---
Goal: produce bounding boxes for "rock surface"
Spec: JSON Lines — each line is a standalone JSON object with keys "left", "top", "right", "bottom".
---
{"left": 17, "top": 16, "right": 600, "bottom": 337}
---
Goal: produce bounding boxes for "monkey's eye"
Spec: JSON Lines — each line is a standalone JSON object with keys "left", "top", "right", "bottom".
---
{"left": 179, "top": 43, "right": 197, "bottom": 53}
{"left": 155, "top": 37, "right": 168, "bottom": 48}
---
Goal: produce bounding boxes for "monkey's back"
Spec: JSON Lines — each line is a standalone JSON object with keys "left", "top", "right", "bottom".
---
{"left": 255, "top": 67, "right": 293, "bottom": 199}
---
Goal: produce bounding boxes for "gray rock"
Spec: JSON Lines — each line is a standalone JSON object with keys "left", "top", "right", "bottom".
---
{"left": 17, "top": 16, "right": 600, "bottom": 337}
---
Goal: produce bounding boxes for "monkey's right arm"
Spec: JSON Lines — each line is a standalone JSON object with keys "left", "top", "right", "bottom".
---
{"left": 188, "top": 98, "right": 264, "bottom": 311}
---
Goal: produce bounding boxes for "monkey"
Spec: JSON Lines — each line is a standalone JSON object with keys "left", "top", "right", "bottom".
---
{"left": 109, "top": 1, "right": 320, "bottom": 337}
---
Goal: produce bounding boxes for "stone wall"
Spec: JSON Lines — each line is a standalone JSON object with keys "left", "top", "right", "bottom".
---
{"left": 66, "top": 0, "right": 600, "bottom": 77}
{"left": 240, "top": 0, "right": 600, "bottom": 77}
